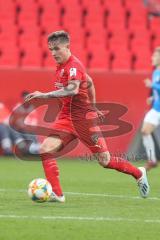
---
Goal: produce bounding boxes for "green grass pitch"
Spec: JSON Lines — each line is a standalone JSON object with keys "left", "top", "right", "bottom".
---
{"left": 0, "top": 156, "right": 160, "bottom": 240}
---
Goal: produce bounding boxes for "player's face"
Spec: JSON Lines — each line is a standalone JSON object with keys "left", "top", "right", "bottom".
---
{"left": 48, "top": 40, "right": 70, "bottom": 64}
{"left": 152, "top": 51, "right": 160, "bottom": 67}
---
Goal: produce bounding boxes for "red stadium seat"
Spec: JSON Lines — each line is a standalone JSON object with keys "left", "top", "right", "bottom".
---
{"left": 43, "top": 54, "right": 55, "bottom": 68}
{"left": 37, "top": 0, "right": 58, "bottom": 6}
{"left": 131, "top": 48, "right": 152, "bottom": 71}
{"left": 82, "top": 0, "right": 101, "bottom": 8}
{"left": 71, "top": 43, "right": 87, "bottom": 65}
{"left": 84, "top": 29, "right": 106, "bottom": 50}
{"left": 112, "top": 48, "right": 131, "bottom": 71}
{"left": 40, "top": 2, "right": 60, "bottom": 24}
{"left": 102, "top": 0, "right": 123, "bottom": 8}
{"left": 107, "top": 13, "right": 125, "bottom": 30}
{"left": 62, "top": 25, "right": 85, "bottom": 48}
{"left": 149, "top": 17, "right": 160, "bottom": 30}
{"left": 89, "top": 49, "right": 109, "bottom": 69}
{"left": 124, "top": 0, "right": 146, "bottom": 8}
{"left": 0, "top": 44, "right": 18, "bottom": 67}
{"left": 40, "top": 22, "right": 61, "bottom": 36}
{"left": 13, "top": 1, "right": 37, "bottom": 26}
{"left": 0, "top": 0, "right": 15, "bottom": 14}
{"left": 20, "top": 46, "right": 42, "bottom": 67}
{"left": 0, "top": 0, "right": 156, "bottom": 70}
{"left": 83, "top": 7, "right": 104, "bottom": 26}
{"left": 40, "top": 23, "right": 63, "bottom": 49}
{"left": 62, "top": 5, "right": 81, "bottom": 26}
{"left": 0, "top": 23, "right": 17, "bottom": 46}
{"left": 125, "top": 6, "right": 148, "bottom": 29}
{"left": 108, "top": 31, "right": 131, "bottom": 71}
{"left": 130, "top": 30, "right": 150, "bottom": 52}
{"left": 17, "top": 10, "right": 38, "bottom": 25}
{"left": 150, "top": 22, "right": 160, "bottom": 51}
{"left": 18, "top": 24, "right": 40, "bottom": 48}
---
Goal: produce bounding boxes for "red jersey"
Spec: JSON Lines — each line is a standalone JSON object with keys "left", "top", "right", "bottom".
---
{"left": 52, "top": 55, "right": 108, "bottom": 153}
{"left": 55, "top": 55, "right": 92, "bottom": 120}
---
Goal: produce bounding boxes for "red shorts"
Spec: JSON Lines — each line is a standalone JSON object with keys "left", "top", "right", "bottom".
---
{"left": 51, "top": 116, "right": 108, "bottom": 154}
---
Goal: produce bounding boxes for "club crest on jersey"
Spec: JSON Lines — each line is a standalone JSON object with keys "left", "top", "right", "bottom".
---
{"left": 60, "top": 69, "right": 65, "bottom": 77}
{"left": 91, "top": 133, "right": 99, "bottom": 144}
{"left": 70, "top": 68, "right": 77, "bottom": 77}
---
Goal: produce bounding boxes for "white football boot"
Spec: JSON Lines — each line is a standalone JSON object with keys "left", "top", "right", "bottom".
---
{"left": 48, "top": 192, "right": 65, "bottom": 203}
{"left": 137, "top": 167, "right": 150, "bottom": 198}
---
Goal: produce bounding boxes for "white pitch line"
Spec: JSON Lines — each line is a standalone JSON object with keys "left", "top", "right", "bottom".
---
{"left": 64, "top": 191, "right": 160, "bottom": 201}
{"left": 0, "top": 188, "right": 159, "bottom": 201}
{"left": 0, "top": 214, "right": 160, "bottom": 223}
{"left": 0, "top": 188, "right": 25, "bottom": 192}
{"left": 0, "top": 188, "right": 160, "bottom": 201}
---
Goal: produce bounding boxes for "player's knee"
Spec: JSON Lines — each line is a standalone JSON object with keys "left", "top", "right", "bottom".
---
{"left": 40, "top": 137, "right": 62, "bottom": 154}
{"left": 40, "top": 142, "right": 61, "bottom": 154}
{"left": 97, "top": 151, "right": 111, "bottom": 168}
{"left": 141, "top": 127, "right": 150, "bottom": 135}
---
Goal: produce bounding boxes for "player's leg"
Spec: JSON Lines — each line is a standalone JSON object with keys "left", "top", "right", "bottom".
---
{"left": 75, "top": 119, "right": 143, "bottom": 181}
{"left": 9, "top": 127, "right": 27, "bottom": 152}
{"left": 80, "top": 130, "right": 150, "bottom": 198}
{"left": 40, "top": 133, "right": 76, "bottom": 202}
{"left": 40, "top": 136, "right": 64, "bottom": 199}
{"left": 74, "top": 117, "right": 142, "bottom": 180}
{"left": 77, "top": 127, "right": 144, "bottom": 183}
{"left": 141, "top": 109, "right": 158, "bottom": 170}
{"left": 73, "top": 114, "right": 149, "bottom": 197}
{"left": 95, "top": 150, "right": 150, "bottom": 198}
{"left": 95, "top": 151, "right": 141, "bottom": 180}
{"left": 23, "top": 133, "right": 40, "bottom": 154}
{"left": 0, "top": 124, "right": 12, "bottom": 155}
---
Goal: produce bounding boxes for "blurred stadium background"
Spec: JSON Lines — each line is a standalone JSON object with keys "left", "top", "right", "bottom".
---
{"left": 0, "top": 0, "right": 160, "bottom": 158}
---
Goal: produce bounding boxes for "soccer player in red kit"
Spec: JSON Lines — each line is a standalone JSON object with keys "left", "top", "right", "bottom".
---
{"left": 25, "top": 30, "right": 150, "bottom": 202}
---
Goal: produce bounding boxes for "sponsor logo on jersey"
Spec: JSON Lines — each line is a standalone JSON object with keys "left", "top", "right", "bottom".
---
{"left": 69, "top": 68, "right": 77, "bottom": 77}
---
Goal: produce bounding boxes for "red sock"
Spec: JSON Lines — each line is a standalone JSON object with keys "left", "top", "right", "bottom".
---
{"left": 41, "top": 153, "right": 63, "bottom": 196}
{"left": 106, "top": 157, "right": 142, "bottom": 180}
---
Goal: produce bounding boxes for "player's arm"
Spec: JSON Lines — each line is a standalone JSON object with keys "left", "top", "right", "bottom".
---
{"left": 86, "top": 74, "right": 99, "bottom": 107}
{"left": 25, "top": 80, "right": 80, "bottom": 102}
{"left": 144, "top": 78, "right": 160, "bottom": 90}
{"left": 86, "top": 74, "right": 105, "bottom": 122}
{"left": 86, "top": 74, "right": 96, "bottom": 105}
{"left": 144, "top": 78, "right": 152, "bottom": 88}
{"left": 144, "top": 79, "right": 155, "bottom": 106}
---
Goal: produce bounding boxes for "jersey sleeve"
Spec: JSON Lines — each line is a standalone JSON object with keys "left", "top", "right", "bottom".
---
{"left": 152, "top": 82, "right": 160, "bottom": 91}
{"left": 152, "top": 72, "right": 160, "bottom": 91}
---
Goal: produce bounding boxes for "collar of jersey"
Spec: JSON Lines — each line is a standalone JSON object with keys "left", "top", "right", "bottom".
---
{"left": 57, "top": 55, "right": 73, "bottom": 68}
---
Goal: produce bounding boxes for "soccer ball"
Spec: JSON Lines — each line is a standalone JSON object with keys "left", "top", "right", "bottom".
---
{"left": 28, "top": 178, "right": 52, "bottom": 202}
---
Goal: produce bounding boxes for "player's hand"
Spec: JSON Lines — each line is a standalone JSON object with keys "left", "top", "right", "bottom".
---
{"left": 95, "top": 108, "right": 105, "bottom": 123}
{"left": 24, "top": 91, "right": 43, "bottom": 102}
{"left": 146, "top": 96, "right": 153, "bottom": 105}
{"left": 144, "top": 78, "right": 152, "bottom": 88}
